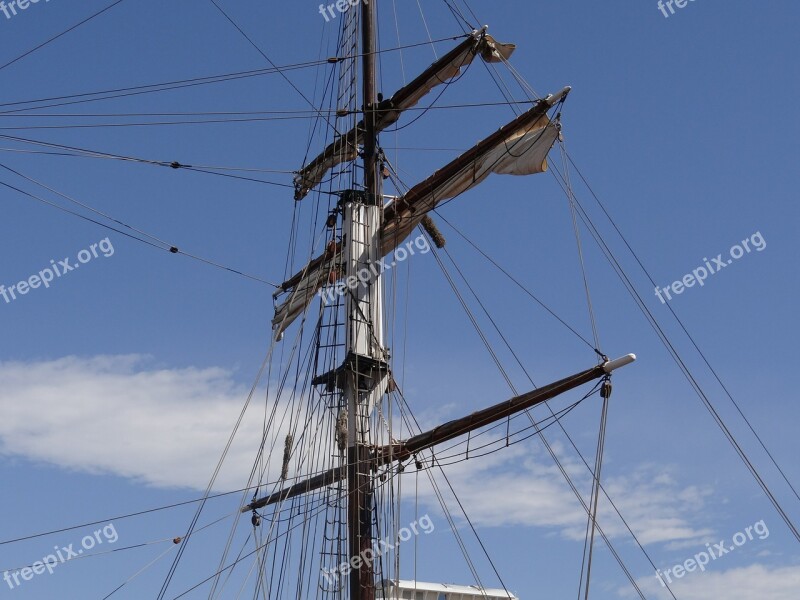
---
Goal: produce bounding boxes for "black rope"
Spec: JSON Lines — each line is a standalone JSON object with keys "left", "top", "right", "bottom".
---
{"left": 549, "top": 160, "right": 800, "bottom": 544}
{"left": 0, "top": 0, "right": 128, "bottom": 73}
{"left": 567, "top": 151, "right": 800, "bottom": 507}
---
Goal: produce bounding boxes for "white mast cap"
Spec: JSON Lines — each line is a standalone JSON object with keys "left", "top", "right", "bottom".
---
{"left": 546, "top": 86, "right": 572, "bottom": 106}
{"left": 603, "top": 353, "right": 637, "bottom": 374}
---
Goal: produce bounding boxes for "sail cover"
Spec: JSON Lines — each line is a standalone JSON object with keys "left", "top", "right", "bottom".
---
{"left": 293, "top": 30, "right": 516, "bottom": 200}
{"left": 273, "top": 90, "right": 568, "bottom": 338}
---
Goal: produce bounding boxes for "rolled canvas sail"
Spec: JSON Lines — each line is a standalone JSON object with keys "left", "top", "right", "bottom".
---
{"left": 274, "top": 98, "right": 564, "bottom": 338}
{"left": 380, "top": 117, "right": 558, "bottom": 252}
{"left": 293, "top": 32, "right": 515, "bottom": 200}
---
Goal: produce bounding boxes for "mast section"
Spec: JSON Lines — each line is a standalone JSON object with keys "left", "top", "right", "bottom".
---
{"left": 347, "top": 1, "right": 381, "bottom": 599}
{"left": 361, "top": 0, "right": 379, "bottom": 203}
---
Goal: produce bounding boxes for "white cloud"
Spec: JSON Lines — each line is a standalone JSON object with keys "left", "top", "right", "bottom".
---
{"left": 0, "top": 355, "right": 301, "bottom": 491}
{"left": 630, "top": 564, "right": 800, "bottom": 600}
{"left": 0, "top": 354, "right": 712, "bottom": 548}
{"left": 414, "top": 440, "right": 713, "bottom": 545}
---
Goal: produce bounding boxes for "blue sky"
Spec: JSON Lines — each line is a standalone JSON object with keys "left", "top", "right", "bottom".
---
{"left": 0, "top": 1, "right": 798, "bottom": 599}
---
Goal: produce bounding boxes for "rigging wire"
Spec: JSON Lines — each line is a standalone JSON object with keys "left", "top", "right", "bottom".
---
{"left": 410, "top": 181, "right": 677, "bottom": 595}
{"left": 1, "top": 539, "right": 174, "bottom": 574}
{"left": 408, "top": 230, "right": 648, "bottom": 597}
{"left": 435, "top": 213, "right": 680, "bottom": 598}
{"left": 565, "top": 151, "right": 800, "bottom": 507}
{"left": 100, "top": 543, "right": 178, "bottom": 600}
{"left": 441, "top": 0, "right": 475, "bottom": 31}
{"left": 165, "top": 500, "right": 333, "bottom": 600}
{"left": 0, "top": 133, "right": 307, "bottom": 190}
{"left": 207, "top": 0, "right": 344, "bottom": 140}
{"left": 457, "top": 0, "right": 481, "bottom": 27}
{"left": 548, "top": 159, "right": 800, "bottom": 544}
{"left": 0, "top": 34, "right": 469, "bottom": 115}
{"left": 417, "top": 227, "right": 656, "bottom": 598}
{"left": 415, "top": 0, "right": 439, "bottom": 59}
{"left": 0, "top": 0, "right": 128, "bottom": 73}
{"left": 392, "top": 380, "right": 641, "bottom": 600}
{"left": 0, "top": 165, "right": 280, "bottom": 287}
{"left": 578, "top": 383, "right": 611, "bottom": 600}
{"left": 208, "top": 317, "right": 319, "bottom": 598}
{"left": 0, "top": 100, "right": 543, "bottom": 131}
{"left": 0, "top": 480, "right": 317, "bottom": 548}
{"left": 1, "top": 509, "right": 236, "bottom": 574}
{"left": 0, "top": 146, "right": 296, "bottom": 174}
{"left": 386, "top": 143, "right": 652, "bottom": 594}
{"left": 388, "top": 389, "right": 493, "bottom": 595}
{"left": 154, "top": 337, "right": 283, "bottom": 600}
{"left": 410, "top": 40, "right": 678, "bottom": 596}
{"left": 561, "top": 142, "right": 601, "bottom": 353}
{"left": 379, "top": 181, "right": 650, "bottom": 598}
{"left": 0, "top": 62, "right": 334, "bottom": 115}
{"left": 433, "top": 211, "right": 599, "bottom": 351}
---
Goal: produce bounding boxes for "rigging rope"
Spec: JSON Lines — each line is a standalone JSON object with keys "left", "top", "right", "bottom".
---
{"left": 408, "top": 234, "right": 648, "bottom": 598}
{"left": 0, "top": 162, "right": 281, "bottom": 287}
{"left": 549, "top": 159, "right": 800, "bottom": 544}
{"left": 0, "top": 35, "right": 468, "bottom": 116}
{"left": 565, "top": 151, "right": 800, "bottom": 507}
{"left": 383, "top": 145, "right": 658, "bottom": 596}
{"left": 561, "top": 141, "right": 602, "bottom": 354}
{"left": 433, "top": 211, "right": 599, "bottom": 351}
{"left": 0, "top": 0, "right": 128, "bottom": 73}
{"left": 578, "top": 378, "right": 611, "bottom": 600}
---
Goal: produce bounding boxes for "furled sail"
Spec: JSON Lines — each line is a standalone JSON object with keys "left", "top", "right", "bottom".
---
{"left": 273, "top": 87, "right": 570, "bottom": 338}
{"left": 293, "top": 28, "right": 516, "bottom": 201}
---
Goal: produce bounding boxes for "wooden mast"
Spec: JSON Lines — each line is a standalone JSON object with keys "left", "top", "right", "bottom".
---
{"left": 347, "top": 1, "right": 380, "bottom": 599}
{"left": 249, "top": 9, "right": 633, "bottom": 596}
{"left": 360, "top": 0, "right": 379, "bottom": 203}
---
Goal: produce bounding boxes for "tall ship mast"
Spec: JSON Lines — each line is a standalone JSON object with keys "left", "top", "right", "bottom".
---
{"left": 3, "top": 2, "right": 796, "bottom": 600}
{"left": 242, "top": 2, "right": 634, "bottom": 598}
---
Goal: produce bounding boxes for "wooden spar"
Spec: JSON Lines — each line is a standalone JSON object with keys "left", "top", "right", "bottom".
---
{"left": 243, "top": 355, "right": 635, "bottom": 512}
{"left": 292, "top": 34, "right": 484, "bottom": 200}
{"left": 383, "top": 88, "right": 568, "bottom": 224}
{"left": 385, "top": 35, "right": 478, "bottom": 108}
{"left": 274, "top": 87, "right": 569, "bottom": 296}
{"left": 377, "top": 363, "right": 605, "bottom": 464}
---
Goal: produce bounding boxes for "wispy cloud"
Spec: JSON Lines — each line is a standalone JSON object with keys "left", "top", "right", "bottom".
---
{"left": 0, "top": 354, "right": 715, "bottom": 548}
{"left": 413, "top": 440, "right": 713, "bottom": 545}
{"left": 0, "top": 355, "right": 286, "bottom": 491}
{"left": 630, "top": 564, "right": 800, "bottom": 600}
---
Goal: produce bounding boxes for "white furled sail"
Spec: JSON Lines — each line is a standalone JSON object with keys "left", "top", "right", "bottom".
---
{"left": 293, "top": 28, "right": 516, "bottom": 200}
{"left": 273, "top": 88, "right": 569, "bottom": 338}
{"left": 380, "top": 114, "right": 558, "bottom": 253}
